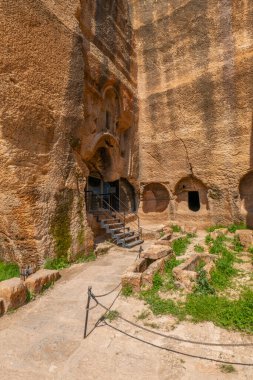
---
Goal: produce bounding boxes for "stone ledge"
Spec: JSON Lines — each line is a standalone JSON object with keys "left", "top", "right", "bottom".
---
{"left": 25, "top": 269, "right": 60, "bottom": 294}
{"left": 141, "top": 246, "right": 171, "bottom": 260}
{"left": 0, "top": 278, "right": 27, "bottom": 312}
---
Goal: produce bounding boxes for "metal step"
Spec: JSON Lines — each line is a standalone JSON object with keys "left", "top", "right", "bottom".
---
{"left": 101, "top": 218, "right": 120, "bottom": 224}
{"left": 114, "top": 231, "right": 134, "bottom": 239}
{"left": 106, "top": 223, "right": 124, "bottom": 229}
{"left": 118, "top": 234, "right": 140, "bottom": 244}
{"left": 125, "top": 239, "right": 144, "bottom": 248}
{"left": 110, "top": 227, "right": 130, "bottom": 234}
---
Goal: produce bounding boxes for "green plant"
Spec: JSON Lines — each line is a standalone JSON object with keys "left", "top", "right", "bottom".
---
{"left": 210, "top": 250, "right": 237, "bottom": 290}
{"left": 152, "top": 272, "right": 163, "bottom": 290}
{"left": 172, "top": 236, "right": 191, "bottom": 256}
{"left": 137, "top": 310, "right": 150, "bottom": 320}
{"left": 159, "top": 231, "right": 165, "bottom": 238}
{"left": 185, "top": 289, "right": 253, "bottom": 333}
{"left": 205, "top": 234, "right": 213, "bottom": 245}
{"left": 44, "top": 257, "right": 70, "bottom": 270}
{"left": 194, "top": 268, "right": 215, "bottom": 295}
{"left": 248, "top": 246, "right": 253, "bottom": 254}
{"left": 232, "top": 236, "right": 244, "bottom": 253}
{"left": 206, "top": 225, "right": 226, "bottom": 232}
{"left": 105, "top": 310, "right": 120, "bottom": 322}
{"left": 121, "top": 284, "right": 133, "bottom": 297}
{"left": 171, "top": 225, "right": 182, "bottom": 233}
{"left": 50, "top": 190, "right": 73, "bottom": 260}
{"left": 41, "top": 281, "right": 54, "bottom": 293}
{"left": 0, "top": 261, "right": 20, "bottom": 282}
{"left": 75, "top": 251, "right": 96, "bottom": 263}
{"left": 162, "top": 257, "right": 181, "bottom": 291}
{"left": 26, "top": 290, "right": 36, "bottom": 303}
{"left": 227, "top": 223, "right": 247, "bottom": 233}
{"left": 219, "top": 364, "right": 236, "bottom": 373}
{"left": 194, "top": 244, "right": 204, "bottom": 253}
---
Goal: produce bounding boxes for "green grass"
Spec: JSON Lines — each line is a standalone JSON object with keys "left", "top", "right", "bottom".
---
{"left": 75, "top": 252, "right": 96, "bottom": 263}
{"left": 162, "top": 257, "right": 182, "bottom": 291}
{"left": 137, "top": 310, "right": 150, "bottom": 320}
{"left": 0, "top": 261, "right": 20, "bottom": 282}
{"left": 206, "top": 223, "right": 248, "bottom": 233}
{"left": 194, "top": 244, "right": 204, "bottom": 253}
{"left": 232, "top": 236, "right": 244, "bottom": 253}
{"left": 209, "top": 236, "right": 237, "bottom": 290}
{"left": 185, "top": 289, "right": 253, "bottom": 333}
{"left": 206, "top": 225, "right": 226, "bottom": 232}
{"left": 220, "top": 364, "right": 236, "bottom": 373}
{"left": 194, "top": 268, "right": 215, "bottom": 295}
{"left": 171, "top": 225, "right": 182, "bottom": 233}
{"left": 172, "top": 235, "right": 192, "bottom": 256}
{"left": 44, "top": 257, "right": 70, "bottom": 270}
{"left": 121, "top": 284, "right": 133, "bottom": 297}
{"left": 105, "top": 310, "right": 120, "bottom": 322}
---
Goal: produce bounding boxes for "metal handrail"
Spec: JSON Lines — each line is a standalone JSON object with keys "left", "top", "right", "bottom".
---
{"left": 87, "top": 192, "right": 142, "bottom": 243}
{"left": 110, "top": 193, "right": 140, "bottom": 233}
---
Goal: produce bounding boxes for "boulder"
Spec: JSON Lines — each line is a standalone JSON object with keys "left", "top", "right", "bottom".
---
{"left": 235, "top": 230, "right": 253, "bottom": 249}
{"left": 121, "top": 272, "right": 142, "bottom": 292}
{"left": 25, "top": 269, "right": 60, "bottom": 294}
{"left": 141, "top": 246, "right": 171, "bottom": 260}
{"left": 0, "top": 278, "right": 27, "bottom": 311}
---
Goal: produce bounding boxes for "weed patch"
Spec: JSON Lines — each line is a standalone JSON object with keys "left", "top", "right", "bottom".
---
{"left": 0, "top": 261, "right": 20, "bottom": 282}
{"left": 172, "top": 236, "right": 192, "bottom": 256}
{"left": 105, "top": 310, "right": 120, "bottom": 322}
{"left": 121, "top": 284, "right": 133, "bottom": 297}
{"left": 171, "top": 225, "right": 182, "bottom": 233}
{"left": 194, "top": 244, "right": 204, "bottom": 253}
{"left": 44, "top": 257, "right": 70, "bottom": 270}
{"left": 219, "top": 364, "right": 236, "bottom": 373}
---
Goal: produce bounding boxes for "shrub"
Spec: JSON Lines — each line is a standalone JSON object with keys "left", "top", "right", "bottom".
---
{"left": 0, "top": 261, "right": 20, "bottom": 282}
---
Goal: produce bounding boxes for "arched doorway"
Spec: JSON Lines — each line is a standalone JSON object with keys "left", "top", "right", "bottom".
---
{"left": 175, "top": 176, "right": 209, "bottom": 213}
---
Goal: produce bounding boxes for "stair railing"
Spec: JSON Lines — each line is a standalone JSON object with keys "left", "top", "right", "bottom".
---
{"left": 110, "top": 193, "right": 142, "bottom": 239}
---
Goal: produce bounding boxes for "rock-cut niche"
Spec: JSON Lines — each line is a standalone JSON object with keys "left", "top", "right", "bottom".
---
{"left": 175, "top": 177, "right": 209, "bottom": 213}
{"left": 142, "top": 183, "right": 169, "bottom": 213}
{"left": 239, "top": 171, "right": 253, "bottom": 227}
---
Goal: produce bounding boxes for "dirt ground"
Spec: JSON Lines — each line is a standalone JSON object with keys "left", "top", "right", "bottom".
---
{"left": 0, "top": 245, "right": 253, "bottom": 380}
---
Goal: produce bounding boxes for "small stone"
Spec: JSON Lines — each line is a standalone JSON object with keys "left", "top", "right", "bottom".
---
{"left": 0, "top": 278, "right": 27, "bottom": 311}
{"left": 121, "top": 272, "right": 142, "bottom": 292}
{"left": 25, "top": 269, "right": 60, "bottom": 294}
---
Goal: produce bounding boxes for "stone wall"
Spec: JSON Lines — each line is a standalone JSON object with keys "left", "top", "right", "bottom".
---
{"left": 130, "top": 0, "right": 253, "bottom": 226}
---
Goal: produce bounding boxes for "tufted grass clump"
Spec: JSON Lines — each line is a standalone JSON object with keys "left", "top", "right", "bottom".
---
{"left": 0, "top": 261, "right": 20, "bottom": 282}
{"left": 172, "top": 235, "right": 192, "bottom": 256}
{"left": 44, "top": 257, "right": 70, "bottom": 270}
{"left": 194, "top": 244, "right": 204, "bottom": 253}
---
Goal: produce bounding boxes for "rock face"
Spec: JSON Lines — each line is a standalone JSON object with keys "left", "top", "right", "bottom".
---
{"left": 1, "top": 0, "right": 137, "bottom": 264}
{"left": 0, "top": 278, "right": 27, "bottom": 311}
{"left": 130, "top": 0, "right": 253, "bottom": 227}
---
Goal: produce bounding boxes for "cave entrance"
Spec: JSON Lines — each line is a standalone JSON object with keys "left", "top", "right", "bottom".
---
{"left": 188, "top": 191, "right": 200, "bottom": 212}
{"left": 86, "top": 175, "right": 119, "bottom": 211}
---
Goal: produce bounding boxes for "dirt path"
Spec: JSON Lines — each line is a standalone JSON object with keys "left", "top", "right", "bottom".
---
{"left": 0, "top": 246, "right": 253, "bottom": 379}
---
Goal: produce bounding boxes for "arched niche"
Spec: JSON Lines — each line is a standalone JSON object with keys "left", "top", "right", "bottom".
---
{"left": 239, "top": 171, "right": 253, "bottom": 227}
{"left": 142, "top": 183, "right": 169, "bottom": 213}
{"left": 175, "top": 176, "right": 209, "bottom": 213}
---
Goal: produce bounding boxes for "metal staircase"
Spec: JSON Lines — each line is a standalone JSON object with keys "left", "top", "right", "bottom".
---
{"left": 86, "top": 192, "right": 144, "bottom": 248}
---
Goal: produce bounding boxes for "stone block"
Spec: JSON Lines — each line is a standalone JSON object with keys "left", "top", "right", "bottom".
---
{"left": 235, "top": 230, "right": 253, "bottom": 249}
{"left": 25, "top": 269, "right": 60, "bottom": 294}
{"left": 160, "top": 233, "right": 172, "bottom": 241}
{"left": 0, "top": 298, "right": 5, "bottom": 316}
{"left": 141, "top": 246, "right": 171, "bottom": 260}
{"left": 95, "top": 242, "right": 114, "bottom": 256}
{"left": 142, "top": 258, "right": 165, "bottom": 289}
{"left": 121, "top": 272, "right": 142, "bottom": 292}
{"left": 0, "top": 278, "right": 27, "bottom": 311}
{"left": 154, "top": 240, "right": 171, "bottom": 247}
{"left": 210, "top": 228, "right": 228, "bottom": 240}
{"left": 183, "top": 225, "right": 198, "bottom": 234}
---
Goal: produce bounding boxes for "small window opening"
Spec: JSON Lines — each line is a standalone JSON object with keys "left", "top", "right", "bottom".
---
{"left": 188, "top": 191, "right": 200, "bottom": 212}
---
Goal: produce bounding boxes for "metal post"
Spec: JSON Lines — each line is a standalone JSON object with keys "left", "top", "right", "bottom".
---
{"left": 84, "top": 286, "right": 92, "bottom": 339}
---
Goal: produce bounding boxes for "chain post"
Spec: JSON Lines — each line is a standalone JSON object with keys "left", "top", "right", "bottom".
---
{"left": 84, "top": 286, "right": 92, "bottom": 339}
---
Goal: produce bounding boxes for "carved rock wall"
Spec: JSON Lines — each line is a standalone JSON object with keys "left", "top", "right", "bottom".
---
{"left": 0, "top": 0, "right": 137, "bottom": 265}
{"left": 130, "top": 0, "right": 253, "bottom": 226}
